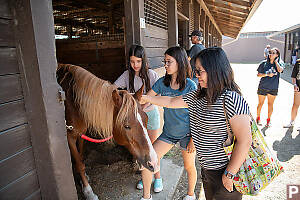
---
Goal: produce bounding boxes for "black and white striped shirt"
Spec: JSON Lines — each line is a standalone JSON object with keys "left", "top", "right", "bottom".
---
{"left": 182, "top": 90, "right": 250, "bottom": 170}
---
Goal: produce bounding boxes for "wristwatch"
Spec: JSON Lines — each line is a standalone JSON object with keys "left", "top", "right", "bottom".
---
{"left": 224, "top": 169, "right": 235, "bottom": 179}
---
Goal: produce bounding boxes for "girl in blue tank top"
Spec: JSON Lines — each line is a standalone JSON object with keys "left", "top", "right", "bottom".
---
{"left": 140, "top": 46, "right": 197, "bottom": 200}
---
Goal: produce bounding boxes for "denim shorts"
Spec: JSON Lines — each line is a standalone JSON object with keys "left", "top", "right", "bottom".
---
{"left": 257, "top": 88, "right": 278, "bottom": 96}
{"left": 145, "top": 106, "right": 160, "bottom": 130}
{"left": 157, "top": 132, "right": 191, "bottom": 150}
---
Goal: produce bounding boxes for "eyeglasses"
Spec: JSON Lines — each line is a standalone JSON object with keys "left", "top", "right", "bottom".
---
{"left": 162, "top": 60, "right": 174, "bottom": 66}
{"left": 194, "top": 68, "right": 206, "bottom": 76}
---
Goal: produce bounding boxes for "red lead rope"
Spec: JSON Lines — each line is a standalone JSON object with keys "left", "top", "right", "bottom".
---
{"left": 81, "top": 134, "right": 113, "bottom": 143}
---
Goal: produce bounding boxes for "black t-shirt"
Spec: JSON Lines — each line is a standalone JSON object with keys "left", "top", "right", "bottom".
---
{"left": 292, "top": 48, "right": 299, "bottom": 56}
{"left": 257, "top": 61, "right": 280, "bottom": 90}
{"left": 189, "top": 44, "right": 205, "bottom": 78}
{"left": 291, "top": 60, "right": 300, "bottom": 87}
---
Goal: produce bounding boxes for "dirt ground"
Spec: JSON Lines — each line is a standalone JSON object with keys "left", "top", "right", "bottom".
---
{"left": 75, "top": 140, "right": 203, "bottom": 200}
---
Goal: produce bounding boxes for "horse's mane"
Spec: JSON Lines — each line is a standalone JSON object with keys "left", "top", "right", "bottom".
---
{"left": 57, "top": 64, "right": 138, "bottom": 138}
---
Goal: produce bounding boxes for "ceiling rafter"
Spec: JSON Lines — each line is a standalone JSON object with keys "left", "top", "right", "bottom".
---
{"left": 204, "top": 0, "right": 249, "bottom": 14}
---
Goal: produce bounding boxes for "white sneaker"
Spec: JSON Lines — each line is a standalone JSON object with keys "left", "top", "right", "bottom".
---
{"left": 140, "top": 195, "right": 152, "bottom": 200}
{"left": 183, "top": 194, "right": 196, "bottom": 200}
{"left": 283, "top": 121, "right": 295, "bottom": 128}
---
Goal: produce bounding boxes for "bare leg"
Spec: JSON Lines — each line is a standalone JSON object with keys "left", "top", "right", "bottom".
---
{"left": 142, "top": 140, "right": 173, "bottom": 199}
{"left": 291, "top": 92, "right": 300, "bottom": 121}
{"left": 267, "top": 94, "right": 276, "bottom": 119}
{"left": 148, "top": 129, "right": 161, "bottom": 179}
{"left": 181, "top": 149, "right": 197, "bottom": 196}
{"left": 257, "top": 95, "right": 266, "bottom": 118}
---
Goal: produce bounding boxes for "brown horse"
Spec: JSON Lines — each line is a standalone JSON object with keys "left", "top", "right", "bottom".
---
{"left": 57, "top": 64, "right": 158, "bottom": 200}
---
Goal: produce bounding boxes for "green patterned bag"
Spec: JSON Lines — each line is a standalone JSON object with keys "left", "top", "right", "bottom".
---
{"left": 223, "top": 99, "right": 284, "bottom": 196}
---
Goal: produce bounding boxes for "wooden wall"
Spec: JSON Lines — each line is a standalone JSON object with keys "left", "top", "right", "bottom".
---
{"left": 56, "top": 39, "right": 126, "bottom": 82}
{"left": 143, "top": 24, "right": 168, "bottom": 69}
{"left": 0, "top": 1, "right": 41, "bottom": 199}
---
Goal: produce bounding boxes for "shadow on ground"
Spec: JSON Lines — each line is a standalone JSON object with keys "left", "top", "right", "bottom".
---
{"left": 272, "top": 127, "right": 300, "bottom": 162}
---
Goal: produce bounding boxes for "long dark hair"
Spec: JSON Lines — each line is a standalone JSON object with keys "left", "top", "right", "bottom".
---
{"left": 128, "top": 45, "right": 151, "bottom": 93}
{"left": 196, "top": 47, "right": 241, "bottom": 104}
{"left": 163, "top": 46, "right": 192, "bottom": 91}
{"left": 267, "top": 47, "right": 281, "bottom": 63}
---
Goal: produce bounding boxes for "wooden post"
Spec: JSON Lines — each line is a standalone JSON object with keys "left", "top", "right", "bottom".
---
{"left": 204, "top": 16, "right": 209, "bottom": 47}
{"left": 13, "top": 0, "right": 77, "bottom": 199}
{"left": 182, "top": 0, "right": 191, "bottom": 50}
{"left": 194, "top": 0, "right": 200, "bottom": 31}
{"left": 124, "top": 0, "right": 144, "bottom": 60}
{"left": 167, "top": 0, "right": 178, "bottom": 47}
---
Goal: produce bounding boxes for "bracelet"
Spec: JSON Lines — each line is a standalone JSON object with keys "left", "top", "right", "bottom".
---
{"left": 224, "top": 169, "right": 235, "bottom": 179}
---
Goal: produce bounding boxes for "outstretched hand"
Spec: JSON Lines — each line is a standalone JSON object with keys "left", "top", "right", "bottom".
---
{"left": 140, "top": 95, "right": 148, "bottom": 104}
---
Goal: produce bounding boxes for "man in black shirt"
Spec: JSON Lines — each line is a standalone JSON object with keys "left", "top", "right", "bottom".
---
{"left": 188, "top": 30, "right": 205, "bottom": 83}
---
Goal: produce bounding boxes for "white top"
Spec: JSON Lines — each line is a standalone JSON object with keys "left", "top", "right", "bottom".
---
{"left": 114, "top": 69, "right": 159, "bottom": 111}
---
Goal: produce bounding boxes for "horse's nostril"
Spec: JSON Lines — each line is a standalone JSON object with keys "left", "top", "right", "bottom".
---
{"left": 147, "top": 161, "right": 154, "bottom": 172}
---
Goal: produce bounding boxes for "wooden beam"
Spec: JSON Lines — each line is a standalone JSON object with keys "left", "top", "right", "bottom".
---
{"left": 168, "top": 0, "right": 178, "bottom": 46}
{"left": 214, "top": 15, "right": 244, "bottom": 24}
{"left": 204, "top": 0, "right": 249, "bottom": 14}
{"left": 211, "top": 11, "right": 246, "bottom": 23}
{"left": 217, "top": 21, "right": 242, "bottom": 29}
{"left": 194, "top": 0, "right": 200, "bottom": 31}
{"left": 210, "top": 10, "right": 247, "bottom": 20}
{"left": 217, "top": 0, "right": 250, "bottom": 8}
{"left": 196, "top": 0, "right": 222, "bottom": 35}
{"left": 177, "top": 11, "right": 189, "bottom": 21}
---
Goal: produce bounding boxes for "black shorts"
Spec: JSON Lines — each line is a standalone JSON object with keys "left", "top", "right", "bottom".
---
{"left": 257, "top": 88, "right": 278, "bottom": 96}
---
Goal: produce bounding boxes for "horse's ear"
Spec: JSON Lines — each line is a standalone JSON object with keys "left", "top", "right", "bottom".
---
{"left": 112, "top": 90, "right": 123, "bottom": 108}
{"left": 133, "top": 84, "right": 144, "bottom": 101}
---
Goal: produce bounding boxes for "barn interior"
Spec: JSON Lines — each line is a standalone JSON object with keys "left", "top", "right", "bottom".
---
{"left": 52, "top": 0, "right": 126, "bottom": 82}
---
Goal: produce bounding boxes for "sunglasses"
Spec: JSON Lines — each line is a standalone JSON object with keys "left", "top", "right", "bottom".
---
{"left": 269, "top": 51, "right": 277, "bottom": 55}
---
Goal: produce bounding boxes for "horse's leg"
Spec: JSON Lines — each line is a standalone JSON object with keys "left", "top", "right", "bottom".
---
{"left": 78, "top": 136, "right": 89, "bottom": 181}
{"left": 67, "top": 133, "right": 98, "bottom": 200}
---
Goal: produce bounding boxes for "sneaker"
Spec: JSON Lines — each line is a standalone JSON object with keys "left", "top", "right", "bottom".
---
{"left": 283, "top": 121, "right": 295, "bottom": 128}
{"left": 153, "top": 178, "right": 163, "bottom": 193}
{"left": 266, "top": 118, "right": 271, "bottom": 127}
{"left": 256, "top": 117, "right": 262, "bottom": 126}
{"left": 136, "top": 180, "right": 143, "bottom": 190}
{"left": 183, "top": 194, "right": 196, "bottom": 200}
{"left": 140, "top": 195, "right": 152, "bottom": 200}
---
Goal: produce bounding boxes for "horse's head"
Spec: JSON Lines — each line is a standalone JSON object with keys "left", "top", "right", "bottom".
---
{"left": 112, "top": 85, "right": 159, "bottom": 173}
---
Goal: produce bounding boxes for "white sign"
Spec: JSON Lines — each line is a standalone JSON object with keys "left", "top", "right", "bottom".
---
{"left": 140, "top": 18, "right": 146, "bottom": 29}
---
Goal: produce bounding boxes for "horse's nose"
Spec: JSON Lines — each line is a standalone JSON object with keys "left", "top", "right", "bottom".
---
{"left": 146, "top": 161, "right": 154, "bottom": 172}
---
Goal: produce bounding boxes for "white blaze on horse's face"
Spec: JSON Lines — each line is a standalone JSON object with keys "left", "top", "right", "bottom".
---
{"left": 136, "top": 112, "right": 159, "bottom": 173}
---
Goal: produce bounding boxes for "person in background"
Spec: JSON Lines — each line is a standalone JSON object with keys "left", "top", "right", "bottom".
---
{"left": 284, "top": 59, "right": 300, "bottom": 129}
{"left": 140, "top": 46, "right": 197, "bottom": 200}
{"left": 114, "top": 44, "right": 162, "bottom": 191}
{"left": 188, "top": 30, "right": 205, "bottom": 84}
{"left": 141, "top": 47, "right": 252, "bottom": 200}
{"left": 291, "top": 45, "right": 299, "bottom": 66}
{"left": 256, "top": 47, "right": 285, "bottom": 127}
{"left": 264, "top": 44, "right": 271, "bottom": 59}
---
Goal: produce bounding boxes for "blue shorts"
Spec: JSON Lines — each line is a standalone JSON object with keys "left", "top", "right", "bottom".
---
{"left": 158, "top": 132, "right": 191, "bottom": 150}
{"left": 145, "top": 106, "right": 160, "bottom": 130}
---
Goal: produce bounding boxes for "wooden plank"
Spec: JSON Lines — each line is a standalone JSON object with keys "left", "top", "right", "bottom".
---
{"left": 214, "top": 15, "right": 244, "bottom": 24}
{"left": 0, "top": 170, "right": 39, "bottom": 200}
{"left": 0, "top": 19, "right": 15, "bottom": 47}
{"left": 209, "top": 7, "right": 248, "bottom": 19}
{"left": 0, "top": 0, "right": 12, "bottom": 19}
{"left": 145, "top": 47, "right": 167, "bottom": 58}
{"left": 56, "top": 40, "right": 124, "bottom": 51}
{"left": 0, "top": 124, "right": 31, "bottom": 161}
{"left": 167, "top": 0, "right": 178, "bottom": 46}
{"left": 211, "top": 10, "right": 246, "bottom": 20}
{"left": 0, "top": 147, "right": 36, "bottom": 188}
{"left": 144, "top": 24, "right": 168, "bottom": 40}
{"left": 217, "top": 0, "right": 250, "bottom": 7}
{"left": 177, "top": 11, "right": 189, "bottom": 21}
{"left": 143, "top": 37, "right": 168, "bottom": 48}
{"left": 205, "top": 0, "right": 249, "bottom": 14}
{"left": 0, "top": 74, "right": 23, "bottom": 104}
{"left": 0, "top": 100, "right": 26, "bottom": 132}
{"left": 148, "top": 56, "right": 164, "bottom": 68}
{"left": 0, "top": 48, "right": 19, "bottom": 75}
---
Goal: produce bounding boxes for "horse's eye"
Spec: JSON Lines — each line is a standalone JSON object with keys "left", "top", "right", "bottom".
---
{"left": 124, "top": 125, "right": 131, "bottom": 130}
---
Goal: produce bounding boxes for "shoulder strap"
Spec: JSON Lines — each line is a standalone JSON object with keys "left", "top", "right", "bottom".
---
{"left": 222, "top": 92, "right": 234, "bottom": 146}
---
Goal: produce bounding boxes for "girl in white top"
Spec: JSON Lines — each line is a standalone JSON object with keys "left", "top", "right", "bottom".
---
{"left": 114, "top": 45, "right": 162, "bottom": 191}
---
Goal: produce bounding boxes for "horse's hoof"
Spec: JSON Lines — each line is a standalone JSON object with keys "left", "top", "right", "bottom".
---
{"left": 83, "top": 184, "right": 99, "bottom": 200}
